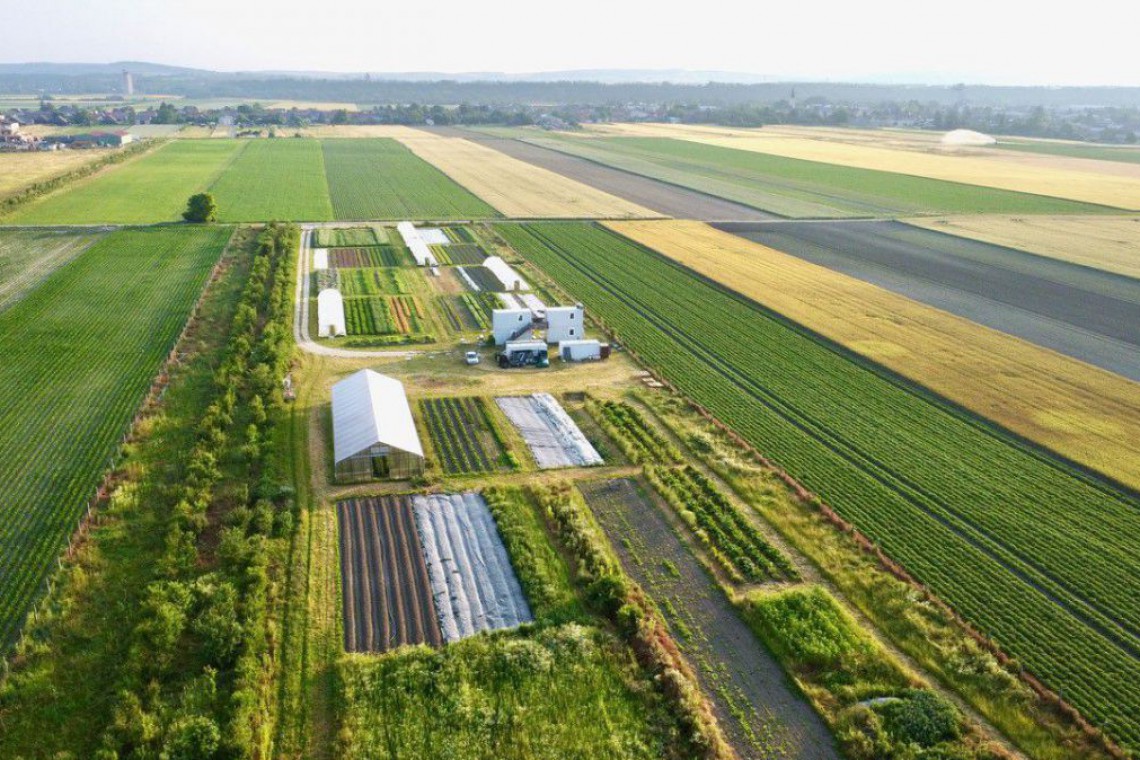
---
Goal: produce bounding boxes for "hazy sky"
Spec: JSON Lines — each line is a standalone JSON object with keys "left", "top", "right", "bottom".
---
{"left": 5, "top": 0, "right": 1139, "bottom": 86}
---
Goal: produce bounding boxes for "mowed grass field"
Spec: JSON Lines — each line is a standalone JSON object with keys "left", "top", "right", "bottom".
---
{"left": 0, "top": 225, "right": 230, "bottom": 649}
{"left": 395, "top": 132, "right": 660, "bottom": 218}
{"left": 527, "top": 133, "right": 1111, "bottom": 217}
{"left": 0, "top": 228, "right": 105, "bottom": 312}
{"left": 321, "top": 138, "right": 496, "bottom": 220}
{"left": 909, "top": 215, "right": 1140, "bottom": 280}
{"left": 593, "top": 123, "right": 1140, "bottom": 210}
{"left": 209, "top": 138, "right": 334, "bottom": 221}
{"left": 3, "top": 140, "right": 245, "bottom": 224}
{"left": 610, "top": 219, "right": 1140, "bottom": 490}
{"left": 1, "top": 138, "right": 499, "bottom": 224}
{"left": 500, "top": 221, "right": 1140, "bottom": 751}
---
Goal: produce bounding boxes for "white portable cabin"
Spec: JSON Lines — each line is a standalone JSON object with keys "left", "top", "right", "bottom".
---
{"left": 317, "top": 289, "right": 346, "bottom": 337}
{"left": 331, "top": 370, "right": 425, "bottom": 482}
{"left": 558, "top": 339, "right": 603, "bottom": 362}
{"left": 312, "top": 248, "right": 328, "bottom": 270}
{"left": 492, "top": 308, "right": 535, "bottom": 345}
{"left": 546, "top": 305, "right": 584, "bottom": 343}
{"left": 483, "top": 256, "right": 529, "bottom": 292}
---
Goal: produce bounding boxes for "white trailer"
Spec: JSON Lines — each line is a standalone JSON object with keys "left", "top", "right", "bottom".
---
{"left": 558, "top": 339, "right": 606, "bottom": 362}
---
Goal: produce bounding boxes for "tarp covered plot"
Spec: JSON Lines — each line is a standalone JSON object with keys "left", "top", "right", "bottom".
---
{"left": 332, "top": 369, "right": 425, "bottom": 482}
{"left": 317, "top": 288, "right": 346, "bottom": 337}
{"left": 413, "top": 492, "right": 532, "bottom": 642}
{"left": 496, "top": 393, "right": 603, "bottom": 468}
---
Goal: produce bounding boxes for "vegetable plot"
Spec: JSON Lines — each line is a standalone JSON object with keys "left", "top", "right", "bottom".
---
{"left": 338, "top": 496, "right": 444, "bottom": 653}
{"left": 496, "top": 394, "right": 603, "bottom": 469}
{"left": 421, "top": 396, "right": 511, "bottom": 475}
{"left": 499, "top": 221, "right": 1140, "bottom": 751}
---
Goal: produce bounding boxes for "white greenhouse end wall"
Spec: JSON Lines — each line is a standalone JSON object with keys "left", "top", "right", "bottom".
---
{"left": 317, "top": 288, "right": 346, "bottom": 337}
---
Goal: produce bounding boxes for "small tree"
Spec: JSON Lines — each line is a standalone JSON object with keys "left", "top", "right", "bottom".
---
{"left": 183, "top": 193, "right": 218, "bottom": 223}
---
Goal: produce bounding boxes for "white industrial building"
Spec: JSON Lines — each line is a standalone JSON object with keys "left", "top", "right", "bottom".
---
{"left": 397, "top": 221, "right": 439, "bottom": 267}
{"left": 546, "top": 305, "right": 584, "bottom": 342}
{"left": 331, "top": 370, "right": 425, "bottom": 482}
{"left": 317, "top": 289, "right": 346, "bottom": 337}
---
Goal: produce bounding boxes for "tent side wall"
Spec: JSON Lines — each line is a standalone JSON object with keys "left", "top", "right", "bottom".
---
{"left": 335, "top": 446, "right": 424, "bottom": 483}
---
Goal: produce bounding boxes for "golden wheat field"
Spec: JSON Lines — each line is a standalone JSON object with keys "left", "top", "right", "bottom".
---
{"left": 0, "top": 149, "right": 115, "bottom": 199}
{"left": 607, "top": 219, "right": 1140, "bottom": 491}
{"left": 396, "top": 133, "right": 660, "bottom": 218}
{"left": 910, "top": 215, "right": 1140, "bottom": 279}
{"left": 593, "top": 123, "right": 1140, "bottom": 210}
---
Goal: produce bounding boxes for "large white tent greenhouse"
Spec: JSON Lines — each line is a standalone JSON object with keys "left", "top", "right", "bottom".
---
{"left": 317, "top": 289, "right": 346, "bottom": 337}
{"left": 331, "top": 369, "right": 425, "bottom": 482}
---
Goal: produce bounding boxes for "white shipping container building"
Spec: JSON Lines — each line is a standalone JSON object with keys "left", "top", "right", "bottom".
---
{"left": 317, "top": 289, "right": 346, "bottom": 337}
{"left": 312, "top": 248, "right": 329, "bottom": 270}
{"left": 483, "top": 256, "right": 529, "bottom": 292}
{"left": 559, "top": 340, "right": 603, "bottom": 361}
{"left": 492, "top": 308, "right": 535, "bottom": 345}
{"left": 546, "top": 305, "right": 584, "bottom": 342}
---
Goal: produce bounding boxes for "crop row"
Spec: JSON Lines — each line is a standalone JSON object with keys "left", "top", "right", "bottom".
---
{"left": 337, "top": 267, "right": 409, "bottom": 297}
{"left": 0, "top": 226, "right": 229, "bottom": 649}
{"left": 420, "top": 397, "right": 503, "bottom": 474}
{"left": 330, "top": 246, "right": 405, "bottom": 268}
{"left": 647, "top": 465, "right": 797, "bottom": 583}
{"left": 497, "top": 221, "right": 1140, "bottom": 750}
{"left": 314, "top": 227, "right": 380, "bottom": 247}
{"left": 588, "top": 399, "right": 681, "bottom": 465}
{"left": 460, "top": 293, "right": 491, "bottom": 330}
{"left": 457, "top": 265, "right": 504, "bottom": 292}
{"left": 436, "top": 244, "right": 487, "bottom": 266}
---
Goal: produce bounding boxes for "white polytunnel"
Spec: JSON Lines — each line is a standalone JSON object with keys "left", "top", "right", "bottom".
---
{"left": 317, "top": 288, "right": 346, "bottom": 337}
{"left": 483, "top": 256, "right": 529, "bottom": 291}
{"left": 312, "top": 248, "right": 329, "bottom": 270}
{"left": 331, "top": 369, "right": 425, "bottom": 481}
{"left": 397, "top": 221, "right": 439, "bottom": 267}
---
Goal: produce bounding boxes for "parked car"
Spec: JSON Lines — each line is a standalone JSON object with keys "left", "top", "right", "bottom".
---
{"left": 464, "top": 351, "right": 481, "bottom": 366}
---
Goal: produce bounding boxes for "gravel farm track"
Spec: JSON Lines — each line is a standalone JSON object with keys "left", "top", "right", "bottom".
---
{"left": 423, "top": 127, "right": 778, "bottom": 221}
{"left": 337, "top": 496, "right": 443, "bottom": 653}
{"left": 579, "top": 478, "right": 839, "bottom": 760}
{"left": 717, "top": 220, "right": 1140, "bottom": 381}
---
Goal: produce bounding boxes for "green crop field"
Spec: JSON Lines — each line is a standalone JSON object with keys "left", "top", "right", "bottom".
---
{"left": 3, "top": 140, "right": 245, "bottom": 225}
{"left": 209, "top": 138, "right": 334, "bottom": 221}
{"left": 997, "top": 139, "right": 1140, "bottom": 164}
{"left": 0, "top": 228, "right": 104, "bottom": 312}
{"left": 525, "top": 134, "right": 1109, "bottom": 217}
{"left": 499, "top": 221, "right": 1140, "bottom": 751}
{"left": 0, "top": 225, "right": 230, "bottom": 649}
{"left": 322, "top": 138, "right": 498, "bottom": 220}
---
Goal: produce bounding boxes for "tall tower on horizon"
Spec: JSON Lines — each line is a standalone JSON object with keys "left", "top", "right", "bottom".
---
{"left": 122, "top": 70, "right": 135, "bottom": 96}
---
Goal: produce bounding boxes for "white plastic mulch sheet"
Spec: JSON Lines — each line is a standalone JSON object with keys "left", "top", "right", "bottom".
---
{"left": 312, "top": 248, "right": 328, "bottom": 270}
{"left": 418, "top": 228, "right": 450, "bottom": 245}
{"left": 495, "top": 393, "right": 603, "bottom": 469}
{"left": 413, "top": 492, "right": 533, "bottom": 643}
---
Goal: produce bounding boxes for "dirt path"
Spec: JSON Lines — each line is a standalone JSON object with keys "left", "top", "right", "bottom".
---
{"left": 580, "top": 477, "right": 839, "bottom": 760}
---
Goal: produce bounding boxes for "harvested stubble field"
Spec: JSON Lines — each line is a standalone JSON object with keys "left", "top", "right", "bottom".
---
{"left": 594, "top": 122, "right": 1140, "bottom": 210}
{"left": 208, "top": 138, "right": 334, "bottom": 221}
{"left": 420, "top": 396, "right": 509, "bottom": 475}
{"left": 3, "top": 140, "right": 245, "bottom": 224}
{"left": 0, "top": 228, "right": 104, "bottom": 312}
{"left": 321, "top": 138, "right": 496, "bottom": 220}
{"left": 716, "top": 219, "right": 1140, "bottom": 381}
{"left": 909, "top": 215, "right": 1140, "bottom": 280}
{"left": 0, "top": 148, "right": 115, "bottom": 200}
{"left": 610, "top": 219, "right": 1140, "bottom": 492}
{"left": 529, "top": 133, "right": 1109, "bottom": 217}
{"left": 395, "top": 131, "right": 660, "bottom": 218}
{"left": 337, "top": 496, "right": 443, "bottom": 653}
{"left": 0, "top": 225, "right": 230, "bottom": 649}
{"left": 579, "top": 478, "right": 837, "bottom": 760}
{"left": 501, "top": 221, "right": 1140, "bottom": 750}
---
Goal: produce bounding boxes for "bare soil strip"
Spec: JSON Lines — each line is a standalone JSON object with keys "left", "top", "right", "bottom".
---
{"left": 716, "top": 219, "right": 1140, "bottom": 381}
{"left": 451, "top": 129, "right": 777, "bottom": 221}
{"left": 336, "top": 496, "right": 442, "bottom": 652}
{"left": 579, "top": 477, "right": 838, "bottom": 760}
